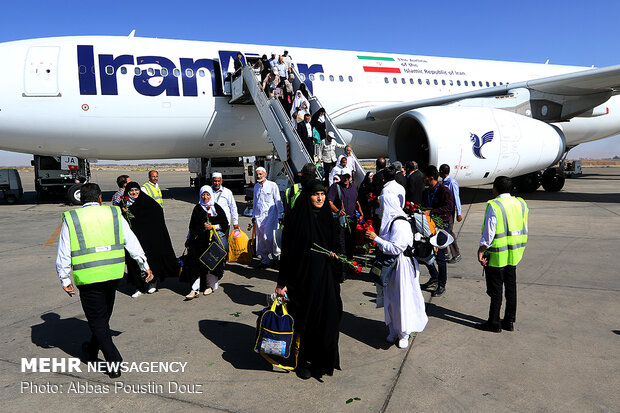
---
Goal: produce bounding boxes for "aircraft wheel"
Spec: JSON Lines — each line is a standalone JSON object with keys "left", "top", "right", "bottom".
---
{"left": 68, "top": 183, "right": 83, "bottom": 205}
{"left": 542, "top": 168, "right": 565, "bottom": 192}
{"left": 514, "top": 172, "right": 541, "bottom": 193}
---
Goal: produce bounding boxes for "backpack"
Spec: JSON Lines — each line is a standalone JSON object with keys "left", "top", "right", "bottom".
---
{"left": 389, "top": 214, "right": 437, "bottom": 264}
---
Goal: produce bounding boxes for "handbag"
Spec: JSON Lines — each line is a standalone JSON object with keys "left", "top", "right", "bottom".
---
{"left": 254, "top": 300, "right": 299, "bottom": 370}
{"left": 199, "top": 230, "right": 227, "bottom": 271}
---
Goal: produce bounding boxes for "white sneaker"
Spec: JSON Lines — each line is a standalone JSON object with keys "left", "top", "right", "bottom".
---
{"left": 147, "top": 287, "right": 156, "bottom": 294}
{"left": 131, "top": 290, "right": 143, "bottom": 298}
{"left": 203, "top": 287, "right": 214, "bottom": 296}
{"left": 397, "top": 337, "right": 409, "bottom": 349}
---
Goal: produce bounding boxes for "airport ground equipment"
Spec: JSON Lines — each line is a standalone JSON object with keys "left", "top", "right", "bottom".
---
{"left": 0, "top": 169, "right": 23, "bottom": 203}
{"left": 189, "top": 157, "right": 252, "bottom": 193}
{"left": 31, "top": 155, "right": 90, "bottom": 204}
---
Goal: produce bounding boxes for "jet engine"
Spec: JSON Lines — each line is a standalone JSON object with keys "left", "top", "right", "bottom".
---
{"left": 388, "top": 106, "right": 566, "bottom": 186}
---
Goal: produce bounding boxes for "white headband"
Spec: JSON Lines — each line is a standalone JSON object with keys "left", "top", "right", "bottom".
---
{"left": 212, "top": 172, "right": 222, "bottom": 178}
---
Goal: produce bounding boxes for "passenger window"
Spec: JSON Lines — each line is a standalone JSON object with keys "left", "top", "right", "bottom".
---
{"left": 173, "top": 68, "right": 181, "bottom": 77}
{"left": 426, "top": 79, "right": 430, "bottom": 85}
{"left": 299, "top": 74, "right": 305, "bottom": 81}
{"left": 479, "top": 81, "right": 483, "bottom": 87}
{"left": 449, "top": 80, "right": 453, "bottom": 86}
{"left": 392, "top": 77, "right": 397, "bottom": 84}
{"left": 486, "top": 81, "right": 490, "bottom": 87}
{"left": 105, "top": 66, "right": 114, "bottom": 75}
{"left": 134, "top": 67, "right": 141, "bottom": 75}
{"left": 464, "top": 80, "right": 468, "bottom": 86}
{"left": 329, "top": 75, "right": 334, "bottom": 82}
{"left": 339, "top": 75, "right": 344, "bottom": 82}
{"left": 418, "top": 78, "right": 422, "bottom": 85}
{"left": 409, "top": 78, "right": 414, "bottom": 84}
{"left": 500, "top": 82, "right": 503, "bottom": 85}
{"left": 457, "top": 80, "right": 461, "bottom": 86}
{"left": 493, "top": 81, "right": 496, "bottom": 86}
{"left": 401, "top": 78, "right": 405, "bottom": 84}
{"left": 442, "top": 79, "right": 446, "bottom": 85}
{"left": 471, "top": 81, "right": 475, "bottom": 87}
{"left": 384, "top": 77, "right": 389, "bottom": 83}
{"left": 348, "top": 76, "right": 353, "bottom": 82}
{"left": 147, "top": 68, "right": 155, "bottom": 76}
{"left": 433, "top": 79, "right": 438, "bottom": 85}
{"left": 320, "top": 74, "right": 325, "bottom": 81}
{"left": 198, "top": 69, "right": 205, "bottom": 77}
{"left": 185, "top": 69, "right": 194, "bottom": 78}
{"left": 309, "top": 74, "right": 315, "bottom": 81}
{"left": 120, "top": 67, "right": 127, "bottom": 75}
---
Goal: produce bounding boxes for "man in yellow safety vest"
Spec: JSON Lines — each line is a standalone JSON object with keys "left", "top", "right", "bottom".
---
{"left": 477, "top": 176, "right": 528, "bottom": 333}
{"left": 56, "top": 183, "right": 153, "bottom": 377}
{"left": 142, "top": 170, "right": 164, "bottom": 210}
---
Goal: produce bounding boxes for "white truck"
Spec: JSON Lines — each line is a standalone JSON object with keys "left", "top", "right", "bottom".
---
{"left": 189, "top": 157, "right": 252, "bottom": 193}
{"left": 0, "top": 169, "right": 23, "bottom": 204}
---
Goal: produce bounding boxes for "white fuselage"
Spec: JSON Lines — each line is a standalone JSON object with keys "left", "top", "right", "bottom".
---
{"left": 0, "top": 35, "right": 619, "bottom": 161}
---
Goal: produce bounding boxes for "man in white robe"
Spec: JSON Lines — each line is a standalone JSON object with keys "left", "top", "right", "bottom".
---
{"left": 211, "top": 172, "right": 239, "bottom": 234}
{"left": 366, "top": 193, "right": 428, "bottom": 349}
{"left": 252, "top": 167, "right": 283, "bottom": 268}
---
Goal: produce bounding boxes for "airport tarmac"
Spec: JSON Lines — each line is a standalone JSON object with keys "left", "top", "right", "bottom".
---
{"left": 0, "top": 168, "right": 618, "bottom": 413}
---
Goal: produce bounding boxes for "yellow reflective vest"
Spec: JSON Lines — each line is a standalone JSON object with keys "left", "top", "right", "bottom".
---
{"left": 62, "top": 205, "right": 125, "bottom": 285}
{"left": 142, "top": 181, "right": 164, "bottom": 210}
{"left": 483, "top": 196, "right": 528, "bottom": 267}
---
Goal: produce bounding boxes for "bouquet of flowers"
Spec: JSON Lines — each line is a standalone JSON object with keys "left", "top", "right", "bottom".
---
{"left": 311, "top": 243, "right": 363, "bottom": 274}
{"left": 120, "top": 197, "right": 135, "bottom": 226}
{"left": 403, "top": 201, "right": 446, "bottom": 228}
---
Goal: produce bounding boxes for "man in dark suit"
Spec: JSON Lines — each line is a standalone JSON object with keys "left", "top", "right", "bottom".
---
{"left": 296, "top": 113, "right": 315, "bottom": 157}
{"left": 405, "top": 160, "right": 425, "bottom": 204}
{"left": 392, "top": 161, "right": 407, "bottom": 188}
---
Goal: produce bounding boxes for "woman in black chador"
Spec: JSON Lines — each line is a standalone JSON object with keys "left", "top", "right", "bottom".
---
{"left": 275, "top": 179, "right": 342, "bottom": 380}
{"left": 122, "top": 182, "right": 177, "bottom": 297}
{"left": 183, "top": 185, "right": 229, "bottom": 299}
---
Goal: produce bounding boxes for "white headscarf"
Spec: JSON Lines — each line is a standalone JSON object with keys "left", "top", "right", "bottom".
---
{"left": 379, "top": 193, "right": 407, "bottom": 238}
{"left": 199, "top": 185, "right": 217, "bottom": 215}
{"left": 291, "top": 90, "right": 309, "bottom": 116}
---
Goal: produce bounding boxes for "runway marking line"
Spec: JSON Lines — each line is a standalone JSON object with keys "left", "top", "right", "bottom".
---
{"left": 44, "top": 224, "right": 62, "bottom": 247}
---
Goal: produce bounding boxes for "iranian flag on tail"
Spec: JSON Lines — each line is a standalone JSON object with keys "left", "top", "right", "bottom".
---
{"left": 357, "top": 56, "right": 401, "bottom": 73}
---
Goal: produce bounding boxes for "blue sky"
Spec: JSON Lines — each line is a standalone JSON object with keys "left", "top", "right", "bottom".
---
{"left": 0, "top": 0, "right": 619, "bottom": 164}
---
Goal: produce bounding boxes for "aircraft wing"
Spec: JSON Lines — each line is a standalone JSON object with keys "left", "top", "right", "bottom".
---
{"left": 333, "top": 64, "right": 620, "bottom": 135}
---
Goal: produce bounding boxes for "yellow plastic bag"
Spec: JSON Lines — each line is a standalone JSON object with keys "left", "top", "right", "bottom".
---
{"left": 228, "top": 230, "right": 252, "bottom": 263}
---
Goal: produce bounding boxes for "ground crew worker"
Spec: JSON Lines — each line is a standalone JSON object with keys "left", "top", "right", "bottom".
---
{"left": 56, "top": 183, "right": 153, "bottom": 378}
{"left": 284, "top": 163, "right": 317, "bottom": 218}
{"left": 142, "top": 170, "right": 163, "bottom": 210}
{"left": 476, "top": 176, "right": 528, "bottom": 333}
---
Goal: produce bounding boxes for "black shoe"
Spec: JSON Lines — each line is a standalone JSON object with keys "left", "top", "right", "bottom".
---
{"left": 421, "top": 279, "right": 438, "bottom": 291}
{"left": 107, "top": 369, "right": 121, "bottom": 379}
{"left": 295, "top": 367, "right": 312, "bottom": 380}
{"left": 501, "top": 320, "right": 514, "bottom": 331}
{"left": 475, "top": 321, "right": 501, "bottom": 333}
{"left": 448, "top": 255, "right": 462, "bottom": 264}
{"left": 431, "top": 286, "right": 445, "bottom": 297}
{"left": 81, "top": 342, "right": 98, "bottom": 363}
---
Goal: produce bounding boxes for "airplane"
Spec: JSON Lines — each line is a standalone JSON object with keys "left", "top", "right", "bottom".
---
{"left": 1, "top": 34, "right": 620, "bottom": 193}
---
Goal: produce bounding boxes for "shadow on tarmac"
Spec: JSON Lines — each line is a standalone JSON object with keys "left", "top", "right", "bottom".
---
{"left": 220, "top": 283, "right": 268, "bottom": 307}
{"left": 30, "top": 313, "right": 121, "bottom": 358}
{"left": 339, "top": 311, "right": 392, "bottom": 350}
{"left": 425, "top": 302, "right": 485, "bottom": 328}
{"left": 198, "top": 319, "right": 275, "bottom": 371}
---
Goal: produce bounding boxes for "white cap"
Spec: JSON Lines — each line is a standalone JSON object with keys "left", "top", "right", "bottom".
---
{"left": 429, "top": 229, "right": 454, "bottom": 249}
{"left": 212, "top": 172, "right": 222, "bottom": 178}
{"left": 256, "top": 167, "right": 267, "bottom": 173}
{"left": 327, "top": 131, "right": 335, "bottom": 139}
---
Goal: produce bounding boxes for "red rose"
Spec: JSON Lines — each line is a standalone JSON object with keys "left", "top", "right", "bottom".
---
{"left": 351, "top": 260, "right": 358, "bottom": 266}
{"left": 356, "top": 266, "right": 363, "bottom": 273}
{"left": 124, "top": 196, "right": 129, "bottom": 201}
{"left": 206, "top": 206, "right": 210, "bottom": 210}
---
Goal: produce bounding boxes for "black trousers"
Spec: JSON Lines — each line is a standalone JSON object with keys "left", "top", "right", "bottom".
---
{"left": 323, "top": 162, "right": 335, "bottom": 185}
{"left": 485, "top": 265, "right": 517, "bottom": 328}
{"left": 77, "top": 279, "right": 122, "bottom": 363}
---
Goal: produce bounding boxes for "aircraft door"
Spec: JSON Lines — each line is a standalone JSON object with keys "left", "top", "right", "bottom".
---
{"left": 24, "top": 46, "right": 61, "bottom": 96}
